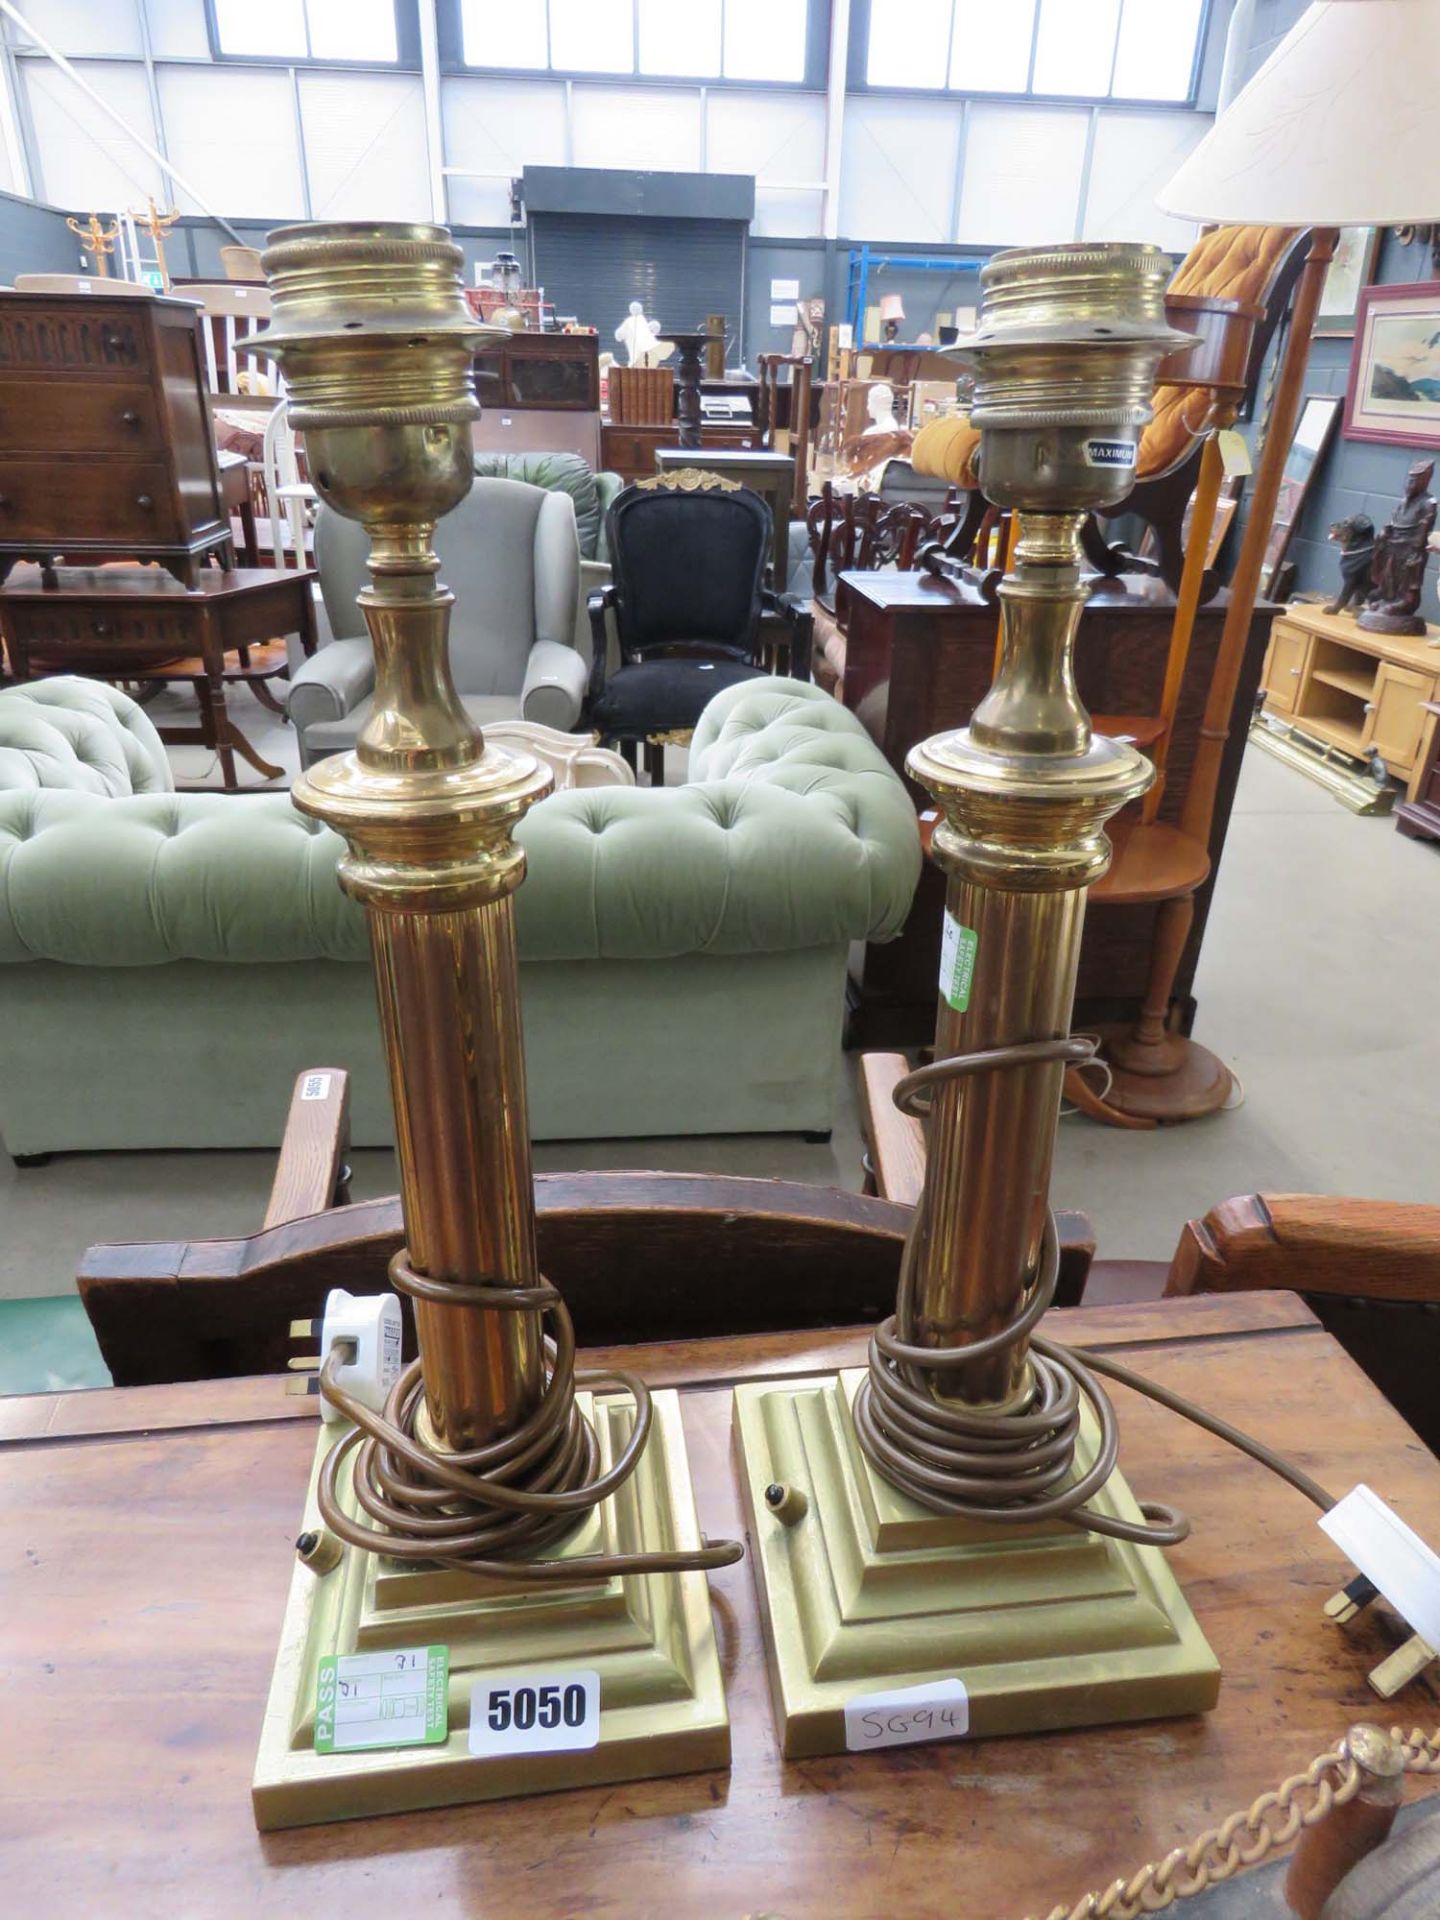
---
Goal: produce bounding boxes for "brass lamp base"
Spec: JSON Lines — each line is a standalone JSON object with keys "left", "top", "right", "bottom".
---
{"left": 253, "top": 1390, "right": 729, "bottom": 1830}
{"left": 734, "top": 1372, "right": 1219, "bottom": 1759}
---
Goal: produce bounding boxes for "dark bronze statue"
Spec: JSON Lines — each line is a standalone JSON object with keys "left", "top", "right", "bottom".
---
{"left": 1323, "top": 513, "right": 1375, "bottom": 615}
{"left": 1359, "top": 459, "right": 1436, "bottom": 636}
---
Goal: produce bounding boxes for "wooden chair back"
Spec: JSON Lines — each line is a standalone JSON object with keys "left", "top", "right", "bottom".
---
{"left": 81, "top": 1173, "right": 921, "bottom": 1386}
{"left": 1166, "top": 1192, "right": 1440, "bottom": 1452}
{"left": 183, "top": 282, "right": 276, "bottom": 409}
{"left": 807, "top": 484, "right": 956, "bottom": 608}
{"left": 220, "top": 245, "right": 264, "bottom": 282}
{"left": 260, "top": 402, "right": 313, "bottom": 569}
{"left": 77, "top": 1059, "right": 1097, "bottom": 1387}
{"left": 608, "top": 364, "right": 674, "bottom": 425}
{"left": 13, "top": 274, "right": 151, "bottom": 297}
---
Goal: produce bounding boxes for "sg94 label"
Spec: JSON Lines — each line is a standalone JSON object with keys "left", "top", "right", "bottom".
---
{"left": 844, "top": 1679, "right": 970, "bottom": 1752}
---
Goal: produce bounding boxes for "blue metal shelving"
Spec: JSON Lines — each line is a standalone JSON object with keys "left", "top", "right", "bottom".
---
{"left": 845, "top": 244, "right": 989, "bottom": 347}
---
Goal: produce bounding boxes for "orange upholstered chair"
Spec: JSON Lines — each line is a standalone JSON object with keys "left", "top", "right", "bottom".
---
{"left": 911, "top": 226, "right": 1309, "bottom": 597}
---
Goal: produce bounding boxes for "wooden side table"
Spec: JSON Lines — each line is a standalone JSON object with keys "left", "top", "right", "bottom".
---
{"left": 0, "top": 563, "right": 317, "bottom": 790}
{"left": 838, "top": 568, "right": 1273, "bottom": 1045}
{"left": 2, "top": 1296, "right": 1437, "bottom": 1917}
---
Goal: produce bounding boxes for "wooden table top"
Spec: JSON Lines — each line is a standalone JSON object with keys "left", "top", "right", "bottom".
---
{"left": 0, "top": 563, "right": 316, "bottom": 603}
{"left": 4, "top": 1294, "right": 1438, "bottom": 1919}
{"left": 839, "top": 565, "right": 1277, "bottom": 618}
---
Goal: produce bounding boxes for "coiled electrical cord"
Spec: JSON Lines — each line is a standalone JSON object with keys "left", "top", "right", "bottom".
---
{"left": 854, "top": 1036, "right": 1336, "bottom": 1539}
{"left": 316, "top": 1249, "right": 744, "bottom": 1579}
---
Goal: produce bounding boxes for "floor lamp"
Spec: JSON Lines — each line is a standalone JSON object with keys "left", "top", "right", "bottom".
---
{"left": 1122, "top": 0, "right": 1440, "bottom": 1121}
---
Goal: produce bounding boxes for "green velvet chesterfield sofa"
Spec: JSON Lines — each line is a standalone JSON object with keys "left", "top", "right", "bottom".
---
{"left": 0, "top": 676, "right": 920, "bottom": 1157}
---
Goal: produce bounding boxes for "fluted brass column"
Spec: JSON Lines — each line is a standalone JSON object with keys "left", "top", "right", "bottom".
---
{"left": 734, "top": 244, "right": 1220, "bottom": 1759}
{"left": 248, "top": 223, "right": 550, "bottom": 1450}
{"left": 251, "top": 226, "right": 736, "bottom": 1826}
{"left": 905, "top": 243, "right": 1187, "bottom": 1407}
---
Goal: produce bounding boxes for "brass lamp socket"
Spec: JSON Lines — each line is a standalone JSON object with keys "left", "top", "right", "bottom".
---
{"left": 950, "top": 241, "right": 1194, "bottom": 517}
{"left": 240, "top": 222, "right": 500, "bottom": 531}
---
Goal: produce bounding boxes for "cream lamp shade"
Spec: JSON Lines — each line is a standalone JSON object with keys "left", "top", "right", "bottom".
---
{"left": 1158, "top": 0, "right": 1440, "bottom": 225}
{"left": 879, "top": 293, "right": 906, "bottom": 321}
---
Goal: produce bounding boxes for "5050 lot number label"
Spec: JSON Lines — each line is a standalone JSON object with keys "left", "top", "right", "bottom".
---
{"left": 468, "top": 1668, "right": 601, "bottom": 1758}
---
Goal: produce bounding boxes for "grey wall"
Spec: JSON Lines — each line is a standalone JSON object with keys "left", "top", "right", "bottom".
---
{"left": 0, "top": 188, "right": 80, "bottom": 284}
{"left": 169, "top": 216, "right": 520, "bottom": 284}
{"left": 1236, "top": 0, "right": 1307, "bottom": 86}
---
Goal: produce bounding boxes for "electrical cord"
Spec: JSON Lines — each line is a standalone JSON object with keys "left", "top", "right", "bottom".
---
{"left": 854, "top": 1036, "right": 1337, "bottom": 1540}
{"left": 315, "top": 1249, "right": 744, "bottom": 1580}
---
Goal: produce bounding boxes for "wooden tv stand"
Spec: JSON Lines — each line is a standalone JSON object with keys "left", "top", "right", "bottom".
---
{"left": 1259, "top": 602, "right": 1440, "bottom": 800}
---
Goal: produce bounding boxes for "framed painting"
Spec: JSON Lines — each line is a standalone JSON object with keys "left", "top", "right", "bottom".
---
{"left": 1262, "top": 392, "right": 1342, "bottom": 596}
{"left": 1314, "top": 226, "right": 1379, "bottom": 338}
{"left": 1344, "top": 281, "right": 1440, "bottom": 449}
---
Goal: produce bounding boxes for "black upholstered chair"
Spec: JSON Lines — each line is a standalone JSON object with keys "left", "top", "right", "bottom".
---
{"left": 586, "top": 476, "right": 813, "bottom": 782}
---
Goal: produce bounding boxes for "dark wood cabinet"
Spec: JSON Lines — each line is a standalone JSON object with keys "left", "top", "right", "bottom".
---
{"left": 840, "top": 569, "right": 1274, "bottom": 1046}
{"left": 0, "top": 292, "right": 230, "bottom": 588}
{"left": 474, "top": 332, "right": 600, "bottom": 412}
{"left": 600, "top": 422, "right": 762, "bottom": 486}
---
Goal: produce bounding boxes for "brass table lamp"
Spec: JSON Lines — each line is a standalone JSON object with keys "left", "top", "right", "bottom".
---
{"left": 735, "top": 242, "right": 1221, "bottom": 1757}
{"left": 244, "top": 224, "right": 738, "bottom": 1829}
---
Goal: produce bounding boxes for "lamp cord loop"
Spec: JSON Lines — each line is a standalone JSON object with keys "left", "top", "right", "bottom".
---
{"left": 314, "top": 1248, "right": 744, "bottom": 1581}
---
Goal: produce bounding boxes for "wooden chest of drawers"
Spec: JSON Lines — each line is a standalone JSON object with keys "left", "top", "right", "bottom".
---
{"left": 0, "top": 292, "right": 229, "bottom": 588}
{"left": 600, "top": 422, "right": 760, "bottom": 486}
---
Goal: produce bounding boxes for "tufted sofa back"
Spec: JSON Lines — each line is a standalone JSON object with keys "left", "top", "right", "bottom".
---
{"left": 512, "top": 681, "right": 922, "bottom": 959}
{"left": 0, "top": 679, "right": 173, "bottom": 797}
{"left": 0, "top": 680, "right": 921, "bottom": 967}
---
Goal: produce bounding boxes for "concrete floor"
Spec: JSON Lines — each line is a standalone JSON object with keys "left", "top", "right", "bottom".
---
{"left": 2, "top": 726, "right": 1438, "bottom": 1390}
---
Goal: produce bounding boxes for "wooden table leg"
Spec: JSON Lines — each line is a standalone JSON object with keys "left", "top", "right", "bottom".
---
{"left": 198, "top": 608, "right": 241, "bottom": 790}
{"left": 199, "top": 672, "right": 239, "bottom": 790}
{"left": 296, "top": 577, "right": 319, "bottom": 659}
{"left": 248, "top": 674, "right": 287, "bottom": 716}
{"left": 224, "top": 723, "right": 285, "bottom": 783}
{"left": 237, "top": 490, "right": 260, "bottom": 569}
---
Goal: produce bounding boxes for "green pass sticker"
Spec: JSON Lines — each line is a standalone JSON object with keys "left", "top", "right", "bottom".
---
{"left": 939, "top": 912, "right": 978, "bottom": 1012}
{"left": 315, "top": 1645, "right": 448, "bottom": 1754}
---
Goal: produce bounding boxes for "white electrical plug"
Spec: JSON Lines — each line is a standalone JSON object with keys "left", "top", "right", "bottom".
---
{"left": 317, "top": 1288, "right": 403, "bottom": 1426}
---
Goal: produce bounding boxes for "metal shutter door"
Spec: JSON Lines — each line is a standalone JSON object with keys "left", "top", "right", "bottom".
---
{"left": 529, "top": 213, "right": 745, "bottom": 347}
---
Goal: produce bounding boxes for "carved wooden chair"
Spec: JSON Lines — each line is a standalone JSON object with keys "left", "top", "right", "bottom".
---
{"left": 908, "top": 227, "right": 1311, "bottom": 600}
{"left": 586, "top": 474, "right": 811, "bottom": 783}
{"left": 806, "top": 482, "right": 958, "bottom": 695}
{"left": 76, "top": 1067, "right": 1098, "bottom": 1387}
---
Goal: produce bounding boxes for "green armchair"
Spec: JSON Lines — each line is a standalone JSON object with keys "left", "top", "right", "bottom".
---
{"left": 471, "top": 450, "right": 623, "bottom": 656}
{"left": 289, "top": 475, "right": 585, "bottom": 768}
{"left": 0, "top": 676, "right": 921, "bottom": 1157}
